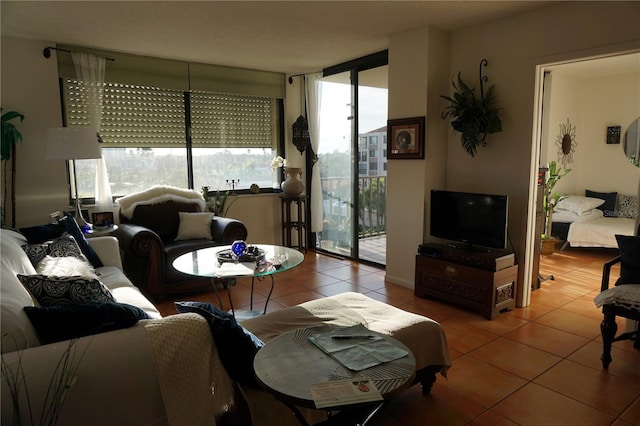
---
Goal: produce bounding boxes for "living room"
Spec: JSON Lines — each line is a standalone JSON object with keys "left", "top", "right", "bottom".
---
{"left": 3, "top": 2, "right": 639, "bottom": 309}
{"left": 2, "top": 2, "right": 640, "bottom": 425}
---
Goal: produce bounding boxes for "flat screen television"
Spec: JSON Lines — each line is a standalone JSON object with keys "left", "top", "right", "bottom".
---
{"left": 430, "top": 189, "right": 509, "bottom": 250}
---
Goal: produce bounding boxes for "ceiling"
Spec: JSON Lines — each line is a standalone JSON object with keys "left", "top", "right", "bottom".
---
{"left": 1, "top": 1, "right": 557, "bottom": 74}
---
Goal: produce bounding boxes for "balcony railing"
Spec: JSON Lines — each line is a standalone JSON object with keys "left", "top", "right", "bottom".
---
{"left": 320, "top": 176, "right": 386, "bottom": 240}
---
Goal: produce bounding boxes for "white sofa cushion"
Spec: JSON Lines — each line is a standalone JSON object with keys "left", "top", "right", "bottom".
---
{"left": 1, "top": 230, "right": 40, "bottom": 353}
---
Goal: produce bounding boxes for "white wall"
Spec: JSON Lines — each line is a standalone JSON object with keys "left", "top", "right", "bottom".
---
{"left": 444, "top": 1, "right": 640, "bottom": 304}
{"left": 546, "top": 70, "right": 640, "bottom": 198}
{"left": 1, "top": 37, "right": 67, "bottom": 227}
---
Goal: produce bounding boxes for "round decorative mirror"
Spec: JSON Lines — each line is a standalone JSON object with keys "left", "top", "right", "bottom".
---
{"left": 624, "top": 117, "right": 640, "bottom": 167}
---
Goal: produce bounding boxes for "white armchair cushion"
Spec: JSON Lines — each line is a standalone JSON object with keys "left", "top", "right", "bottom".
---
{"left": 594, "top": 284, "right": 640, "bottom": 312}
{"left": 175, "top": 212, "right": 214, "bottom": 241}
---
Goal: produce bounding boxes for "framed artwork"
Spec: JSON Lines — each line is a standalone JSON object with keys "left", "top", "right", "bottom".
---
{"left": 606, "top": 125, "right": 621, "bottom": 144}
{"left": 91, "top": 211, "right": 115, "bottom": 228}
{"left": 387, "top": 116, "right": 425, "bottom": 159}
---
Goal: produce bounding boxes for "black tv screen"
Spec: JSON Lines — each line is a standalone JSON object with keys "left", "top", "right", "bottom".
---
{"left": 430, "top": 190, "right": 509, "bottom": 250}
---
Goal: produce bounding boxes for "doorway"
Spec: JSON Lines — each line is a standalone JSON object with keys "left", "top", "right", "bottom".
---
{"left": 529, "top": 51, "right": 640, "bottom": 299}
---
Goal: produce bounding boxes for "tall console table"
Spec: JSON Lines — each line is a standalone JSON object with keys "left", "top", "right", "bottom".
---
{"left": 280, "top": 194, "right": 307, "bottom": 252}
{"left": 415, "top": 243, "right": 517, "bottom": 320}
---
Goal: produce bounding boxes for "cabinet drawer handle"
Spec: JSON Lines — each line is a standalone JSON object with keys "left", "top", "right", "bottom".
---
{"left": 445, "top": 265, "right": 458, "bottom": 277}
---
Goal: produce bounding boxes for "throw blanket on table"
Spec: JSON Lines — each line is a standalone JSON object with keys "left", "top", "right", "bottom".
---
{"left": 116, "top": 185, "right": 206, "bottom": 220}
{"left": 142, "top": 313, "right": 235, "bottom": 426}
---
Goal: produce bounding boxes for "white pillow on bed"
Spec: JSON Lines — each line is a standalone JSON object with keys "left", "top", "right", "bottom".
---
{"left": 552, "top": 208, "right": 603, "bottom": 223}
{"left": 555, "top": 195, "right": 605, "bottom": 215}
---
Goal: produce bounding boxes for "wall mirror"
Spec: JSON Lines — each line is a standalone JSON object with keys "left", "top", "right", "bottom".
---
{"left": 624, "top": 117, "right": 640, "bottom": 167}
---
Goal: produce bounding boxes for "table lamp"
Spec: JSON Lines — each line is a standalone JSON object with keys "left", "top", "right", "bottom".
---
{"left": 46, "top": 127, "right": 102, "bottom": 228}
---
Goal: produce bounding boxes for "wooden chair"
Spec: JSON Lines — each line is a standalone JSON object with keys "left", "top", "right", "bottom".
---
{"left": 595, "top": 251, "right": 640, "bottom": 369}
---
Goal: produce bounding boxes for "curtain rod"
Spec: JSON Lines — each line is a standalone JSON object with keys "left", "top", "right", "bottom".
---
{"left": 43, "top": 46, "right": 115, "bottom": 61}
{"left": 288, "top": 72, "right": 320, "bottom": 84}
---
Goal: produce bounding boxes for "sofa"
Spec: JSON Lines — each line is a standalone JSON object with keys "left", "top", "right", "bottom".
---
{"left": 113, "top": 186, "right": 248, "bottom": 300}
{"left": 1, "top": 227, "right": 451, "bottom": 426}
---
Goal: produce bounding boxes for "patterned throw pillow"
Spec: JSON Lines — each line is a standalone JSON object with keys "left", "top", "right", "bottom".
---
{"left": 22, "top": 233, "right": 88, "bottom": 269}
{"left": 17, "top": 274, "right": 115, "bottom": 307}
{"left": 615, "top": 194, "right": 638, "bottom": 219}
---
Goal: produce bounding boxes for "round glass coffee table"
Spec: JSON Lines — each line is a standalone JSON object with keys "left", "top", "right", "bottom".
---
{"left": 172, "top": 244, "right": 304, "bottom": 319}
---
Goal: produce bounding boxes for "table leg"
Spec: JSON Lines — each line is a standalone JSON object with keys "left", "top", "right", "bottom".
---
{"left": 210, "top": 278, "right": 225, "bottom": 309}
{"left": 250, "top": 275, "right": 276, "bottom": 314}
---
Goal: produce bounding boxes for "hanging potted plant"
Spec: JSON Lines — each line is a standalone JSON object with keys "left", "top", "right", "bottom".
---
{"left": 441, "top": 59, "right": 502, "bottom": 157}
{"left": 1, "top": 108, "right": 25, "bottom": 228}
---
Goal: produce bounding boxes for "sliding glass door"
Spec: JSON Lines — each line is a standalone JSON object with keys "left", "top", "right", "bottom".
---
{"left": 315, "top": 71, "right": 355, "bottom": 257}
{"left": 312, "top": 56, "right": 388, "bottom": 265}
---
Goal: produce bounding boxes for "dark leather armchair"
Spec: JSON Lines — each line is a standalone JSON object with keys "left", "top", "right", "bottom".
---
{"left": 113, "top": 200, "right": 248, "bottom": 300}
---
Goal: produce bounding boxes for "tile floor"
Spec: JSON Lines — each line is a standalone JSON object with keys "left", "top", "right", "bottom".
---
{"left": 156, "top": 246, "right": 640, "bottom": 426}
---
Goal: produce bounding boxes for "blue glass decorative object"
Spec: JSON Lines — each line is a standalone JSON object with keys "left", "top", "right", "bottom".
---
{"left": 231, "top": 240, "right": 248, "bottom": 259}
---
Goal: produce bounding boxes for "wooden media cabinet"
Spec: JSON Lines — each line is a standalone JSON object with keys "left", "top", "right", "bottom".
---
{"left": 415, "top": 244, "right": 517, "bottom": 320}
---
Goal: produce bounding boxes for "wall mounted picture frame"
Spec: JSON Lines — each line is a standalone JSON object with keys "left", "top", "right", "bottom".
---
{"left": 387, "top": 116, "right": 425, "bottom": 159}
{"left": 606, "top": 125, "right": 621, "bottom": 144}
{"left": 91, "top": 211, "right": 115, "bottom": 228}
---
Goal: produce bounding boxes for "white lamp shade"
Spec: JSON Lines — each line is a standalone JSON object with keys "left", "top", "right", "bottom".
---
{"left": 46, "top": 127, "right": 102, "bottom": 160}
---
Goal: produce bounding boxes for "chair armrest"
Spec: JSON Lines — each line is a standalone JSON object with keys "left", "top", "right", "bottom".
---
{"left": 601, "top": 256, "right": 622, "bottom": 292}
{"left": 211, "top": 217, "right": 248, "bottom": 244}
{"left": 87, "top": 236, "right": 123, "bottom": 270}
{"left": 113, "top": 223, "right": 163, "bottom": 257}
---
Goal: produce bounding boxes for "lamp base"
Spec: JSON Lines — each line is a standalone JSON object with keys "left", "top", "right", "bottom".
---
{"left": 75, "top": 198, "right": 91, "bottom": 231}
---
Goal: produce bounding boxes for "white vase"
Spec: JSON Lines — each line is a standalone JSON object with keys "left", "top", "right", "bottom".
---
{"left": 281, "top": 167, "right": 305, "bottom": 197}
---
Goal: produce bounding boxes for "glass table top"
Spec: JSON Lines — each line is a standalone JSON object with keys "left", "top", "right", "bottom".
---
{"left": 172, "top": 244, "right": 304, "bottom": 278}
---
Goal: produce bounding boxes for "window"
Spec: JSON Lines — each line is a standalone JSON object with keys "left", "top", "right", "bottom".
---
{"left": 63, "top": 80, "right": 281, "bottom": 199}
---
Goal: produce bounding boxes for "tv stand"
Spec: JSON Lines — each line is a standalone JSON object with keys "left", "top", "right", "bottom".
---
{"left": 415, "top": 243, "right": 517, "bottom": 320}
{"left": 446, "top": 242, "right": 494, "bottom": 253}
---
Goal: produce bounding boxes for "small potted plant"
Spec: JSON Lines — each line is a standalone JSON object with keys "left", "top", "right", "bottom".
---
{"left": 541, "top": 160, "right": 571, "bottom": 255}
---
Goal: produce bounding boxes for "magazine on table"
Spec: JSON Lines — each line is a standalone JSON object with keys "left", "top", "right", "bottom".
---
{"left": 310, "top": 378, "right": 382, "bottom": 408}
{"left": 308, "top": 324, "right": 408, "bottom": 371}
{"left": 214, "top": 262, "right": 256, "bottom": 277}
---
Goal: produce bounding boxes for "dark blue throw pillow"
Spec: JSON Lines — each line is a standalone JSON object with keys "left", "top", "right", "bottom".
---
{"left": 615, "top": 234, "right": 640, "bottom": 286}
{"left": 174, "top": 301, "right": 264, "bottom": 385}
{"left": 24, "top": 303, "right": 150, "bottom": 344}
{"left": 586, "top": 190, "right": 617, "bottom": 218}
{"left": 20, "top": 215, "right": 103, "bottom": 268}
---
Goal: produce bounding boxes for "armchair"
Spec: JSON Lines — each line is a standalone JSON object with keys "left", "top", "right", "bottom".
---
{"left": 113, "top": 187, "right": 248, "bottom": 300}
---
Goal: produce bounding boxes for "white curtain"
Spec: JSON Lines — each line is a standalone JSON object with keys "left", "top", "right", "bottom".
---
{"left": 72, "top": 52, "right": 113, "bottom": 212}
{"left": 305, "top": 73, "right": 323, "bottom": 233}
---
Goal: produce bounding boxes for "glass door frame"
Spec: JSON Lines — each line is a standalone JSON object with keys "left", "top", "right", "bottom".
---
{"left": 308, "top": 50, "right": 388, "bottom": 262}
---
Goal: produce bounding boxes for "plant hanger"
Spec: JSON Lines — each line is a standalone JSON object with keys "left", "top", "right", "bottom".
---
{"left": 441, "top": 59, "right": 502, "bottom": 157}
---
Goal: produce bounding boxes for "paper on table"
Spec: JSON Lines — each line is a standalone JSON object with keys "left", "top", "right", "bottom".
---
{"left": 310, "top": 378, "right": 382, "bottom": 408}
{"left": 308, "top": 324, "right": 408, "bottom": 371}
{"left": 215, "top": 262, "right": 256, "bottom": 277}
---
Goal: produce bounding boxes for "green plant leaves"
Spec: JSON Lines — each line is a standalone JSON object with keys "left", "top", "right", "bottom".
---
{"left": 1, "top": 109, "right": 25, "bottom": 161}
{"left": 441, "top": 72, "right": 502, "bottom": 157}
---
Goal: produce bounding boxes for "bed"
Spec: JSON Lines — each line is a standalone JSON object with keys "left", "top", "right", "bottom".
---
{"left": 551, "top": 192, "right": 638, "bottom": 249}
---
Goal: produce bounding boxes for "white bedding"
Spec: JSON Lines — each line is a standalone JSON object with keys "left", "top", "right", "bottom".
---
{"left": 552, "top": 208, "right": 603, "bottom": 223}
{"left": 567, "top": 217, "right": 636, "bottom": 248}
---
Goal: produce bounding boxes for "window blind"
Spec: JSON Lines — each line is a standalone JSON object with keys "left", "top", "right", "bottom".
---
{"left": 63, "top": 80, "right": 186, "bottom": 148}
{"left": 63, "top": 80, "right": 278, "bottom": 149}
{"left": 190, "top": 91, "right": 276, "bottom": 148}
